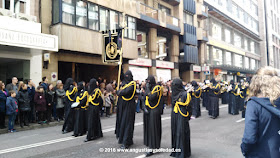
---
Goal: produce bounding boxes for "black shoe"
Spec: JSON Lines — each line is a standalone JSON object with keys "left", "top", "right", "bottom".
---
{"left": 120, "top": 144, "right": 128, "bottom": 149}
{"left": 146, "top": 152, "right": 153, "bottom": 157}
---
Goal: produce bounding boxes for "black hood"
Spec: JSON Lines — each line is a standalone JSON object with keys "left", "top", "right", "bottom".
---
{"left": 88, "top": 78, "right": 97, "bottom": 94}
{"left": 64, "top": 78, "right": 74, "bottom": 90}
{"left": 171, "top": 78, "right": 185, "bottom": 105}
{"left": 146, "top": 75, "right": 156, "bottom": 90}
{"left": 230, "top": 80, "right": 234, "bottom": 85}
{"left": 250, "top": 97, "right": 280, "bottom": 118}
{"left": 123, "top": 70, "right": 133, "bottom": 84}
{"left": 77, "top": 82, "right": 84, "bottom": 92}
{"left": 191, "top": 81, "right": 198, "bottom": 87}
{"left": 210, "top": 78, "right": 217, "bottom": 84}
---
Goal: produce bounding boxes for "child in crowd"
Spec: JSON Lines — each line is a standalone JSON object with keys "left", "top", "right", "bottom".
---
{"left": 6, "top": 90, "right": 18, "bottom": 132}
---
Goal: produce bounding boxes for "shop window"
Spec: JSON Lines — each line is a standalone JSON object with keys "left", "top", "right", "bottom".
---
{"left": 137, "top": 31, "right": 148, "bottom": 58}
{"left": 76, "top": 0, "right": 87, "bottom": 28}
{"left": 234, "top": 54, "right": 243, "bottom": 68}
{"left": 194, "top": 72, "right": 200, "bottom": 79}
{"left": 62, "top": 0, "right": 75, "bottom": 25}
{"left": 100, "top": 8, "right": 109, "bottom": 31}
{"left": 88, "top": 3, "right": 99, "bottom": 30}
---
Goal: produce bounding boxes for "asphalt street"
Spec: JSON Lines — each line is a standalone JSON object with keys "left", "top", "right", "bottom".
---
{"left": 0, "top": 103, "right": 245, "bottom": 158}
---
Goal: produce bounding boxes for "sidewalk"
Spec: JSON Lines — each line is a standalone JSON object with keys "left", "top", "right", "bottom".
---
{"left": 0, "top": 121, "right": 64, "bottom": 135}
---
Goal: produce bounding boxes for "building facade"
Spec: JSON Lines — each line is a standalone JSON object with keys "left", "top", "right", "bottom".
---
{"left": 263, "top": 0, "right": 280, "bottom": 69}
{"left": 203, "top": 0, "right": 263, "bottom": 82}
{"left": 0, "top": 0, "right": 58, "bottom": 85}
{"left": 39, "top": 0, "right": 183, "bottom": 84}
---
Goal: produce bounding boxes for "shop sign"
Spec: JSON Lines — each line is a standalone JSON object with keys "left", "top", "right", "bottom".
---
{"left": 202, "top": 66, "right": 210, "bottom": 72}
{"left": 192, "top": 65, "right": 201, "bottom": 72}
{"left": 0, "top": 28, "right": 58, "bottom": 51}
{"left": 156, "top": 60, "right": 174, "bottom": 69}
{"left": 128, "top": 58, "right": 152, "bottom": 67}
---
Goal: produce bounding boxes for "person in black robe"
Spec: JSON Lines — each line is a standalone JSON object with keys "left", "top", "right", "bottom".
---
{"left": 202, "top": 80, "right": 210, "bottom": 109}
{"left": 221, "top": 82, "right": 229, "bottom": 104}
{"left": 208, "top": 78, "right": 220, "bottom": 119}
{"left": 85, "top": 78, "right": 103, "bottom": 142}
{"left": 170, "top": 78, "right": 192, "bottom": 158}
{"left": 191, "top": 81, "right": 201, "bottom": 118}
{"left": 143, "top": 75, "right": 163, "bottom": 157}
{"left": 228, "top": 80, "right": 239, "bottom": 115}
{"left": 115, "top": 70, "right": 136, "bottom": 149}
{"left": 239, "top": 81, "right": 248, "bottom": 118}
{"left": 62, "top": 78, "right": 77, "bottom": 134}
{"left": 73, "top": 82, "right": 88, "bottom": 137}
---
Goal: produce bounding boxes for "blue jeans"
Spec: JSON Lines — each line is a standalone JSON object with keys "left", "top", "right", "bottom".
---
{"left": 8, "top": 114, "right": 16, "bottom": 130}
{"left": 136, "top": 100, "right": 140, "bottom": 113}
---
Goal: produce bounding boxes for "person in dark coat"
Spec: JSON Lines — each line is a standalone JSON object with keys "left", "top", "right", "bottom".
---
{"left": 143, "top": 75, "right": 163, "bottom": 157}
{"left": 46, "top": 84, "right": 55, "bottom": 123}
{"left": 34, "top": 86, "right": 47, "bottom": 124}
{"left": 73, "top": 82, "right": 88, "bottom": 137}
{"left": 221, "top": 82, "right": 229, "bottom": 104}
{"left": 41, "top": 77, "right": 48, "bottom": 91}
{"left": 208, "top": 78, "right": 220, "bottom": 119}
{"left": 17, "top": 84, "right": 31, "bottom": 127}
{"left": 85, "top": 78, "right": 103, "bottom": 142}
{"left": 0, "top": 81, "right": 7, "bottom": 129}
{"left": 56, "top": 84, "right": 66, "bottom": 121}
{"left": 27, "top": 79, "right": 36, "bottom": 123}
{"left": 62, "top": 78, "right": 77, "bottom": 134}
{"left": 6, "top": 90, "right": 18, "bottom": 132}
{"left": 228, "top": 80, "right": 239, "bottom": 115}
{"left": 241, "top": 67, "right": 280, "bottom": 158}
{"left": 191, "top": 81, "right": 201, "bottom": 118}
{"left": 115, "top": 70, "right": 136, "bottom": 149}
{"left": 170, "top": 78, "right": 192, "bottom": 158}
{"left": 238, "top": 81, "right": 248, "bottom": 118}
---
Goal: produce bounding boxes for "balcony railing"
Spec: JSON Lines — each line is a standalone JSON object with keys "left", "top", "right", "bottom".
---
{"left": 138, "top": 3, "right": 158, "bottom": 20}
{"left": 137, "top": 3, "right": 180, "bottom": 31}
{"left": 166, "top": 14, "right": 180, "bottom": 27}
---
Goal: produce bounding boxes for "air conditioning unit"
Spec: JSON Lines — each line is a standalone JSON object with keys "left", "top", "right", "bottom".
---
{"left": 15, "top": 13, "right": 37, "bottom": 22}
{"left": 0, "top": 8, "right": 14, "bottom": 17}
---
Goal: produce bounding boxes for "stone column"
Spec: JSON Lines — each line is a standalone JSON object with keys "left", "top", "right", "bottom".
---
{"left": 148, "top": 28, "right": 157, "bottom": 76}
{"left": 170, "top": 34, "right": 179, "bottom": 79}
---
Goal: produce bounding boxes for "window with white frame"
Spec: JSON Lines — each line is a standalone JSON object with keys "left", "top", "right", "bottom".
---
{"left": 212, "top": 47, "right": 223, "bottom": 65}
{"left": 251, "top": 58, "right": 256, "bottom": 70}
{"left": 234, "top": 33, "right": 242, "bottom": 48}
{"left": 212, "top": 20, "right": 222, "bottom": 40}
{"left": 76, "top": 0, "right": 87, "bottom": 28}
{"left": 183, "top": 11, "right": 193, "bottom": 25}
{"left": 62, "top": 0, "right": 75, "bottom": 25}
{"left": 244, "top": 38, "right": 248, "bottom": 50}
{"left": 125, "top": 16, "right": 136, "bottom": 40}
{"left": 225, "top": 28, "right": 231, "bottom": 43}
{"left": 245, "top": 57, "right": 249, "bottom": 69}
{"left": 234, "top": 54, "right": 243, "bottom": 68}
{"left": 250, "top": 41, "right": 255, "bottom": 53}
{"left": 88, "top": 3, "right": 99, "bottom": 30}
{"left": 225, "top": 51, "right": 232, "bottom": 65}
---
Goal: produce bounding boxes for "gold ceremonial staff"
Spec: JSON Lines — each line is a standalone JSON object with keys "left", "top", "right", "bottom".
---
{"left": 117, "top": 13, "right": 128, "bottom": 91}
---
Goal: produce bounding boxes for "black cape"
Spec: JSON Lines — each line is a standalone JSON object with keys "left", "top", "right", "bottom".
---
{"left": 87, "top": 78, "right": 103, "bottom": 140}
{"left": 191, "top": 82, "right": 201, "bottom": 118}
{"left": 115, "top": 70, "right": 136, "bottom": 147}
{"left": 208, "top": 80, "right": 220, "bottom": 118}
{"left": 170, "top": 78, "right": 192, "bottom": 158}
{"left": 143, "top": 76, "right": 163, "bottom": 149}
{"left": 62, "top": 78, "right": 76, "bottom": 133}
{"left": 228, "top": 84, "right": 239, "bottom": 115}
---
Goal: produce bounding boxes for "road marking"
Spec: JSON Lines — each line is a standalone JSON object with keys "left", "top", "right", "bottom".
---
{"left": 0, "top": 116, "right": 171, "bottom": 155}
{"left": 135, "top": 154, "right": 146, "bottom": 158}
{"left": 236, "top": 118, "right": 245, "bottom": 123}
{"left": 201, "top": 104, "right": 228, "bottom": 112}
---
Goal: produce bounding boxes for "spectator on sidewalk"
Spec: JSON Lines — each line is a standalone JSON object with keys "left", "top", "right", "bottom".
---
{"left": 34, "top": 86, "right": 47, "bottom": 124}
{"left": 53, "top": 80, "right": 62, "bottom": 120}
{"left": 41, "top": 77, "right": 48, "bottom": 91}
{"left": 27, "top": 79, "right": 36, "bottom": 123}
{"left": 0, "top": 81, "right": 7, "bottom": 129}
{"left": 17, "top": 83, "right": 31, "bottom": 128}
{"left": 55, "top": 84, "right": 65, "bottom": 122}
{"left": 46, "top": 84, "right": 55, "bottom": 123}
{"left": 104, "top": 91, "right": 113, "bottom": 117}
{"left": 6, "top": 90, "right": 18, "bottom": 132}
{"left": 6, "top": 77, "right": 18, "bottom": 94}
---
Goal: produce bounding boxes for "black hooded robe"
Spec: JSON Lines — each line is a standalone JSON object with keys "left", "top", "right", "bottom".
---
{"left": 202, "top": 87, "right": 210, "bottom": 109}
{"left": 208, "top": 79, "right": 220, "bottom": 118}
{"left": 239, "top": 87, "right": 247, "bottom": 118}
{"left": 221, "top": 90, "right": 229, "bottom": 104}
{"left": 115, "top": 70, "right": 136, "bottom": 147}
{"left": 86, "top": 78, "right": 103, "bottom": 141}
{"left": 62, "top": 78, "right": 76, "bottom": 133}
{"left": 191, "top": 81, "right": 201, "bottom": 118}
{"left": 170, "top": 78, "right": 192, "bottom": 158}
{"left": 73, "top": 82, "right": 88, "bottom": 137}
{"left": 143, "top": 76, "right": 163, "bottom": 149}
{"left": 228, "top": 84, "right": 239, "bottom": 115}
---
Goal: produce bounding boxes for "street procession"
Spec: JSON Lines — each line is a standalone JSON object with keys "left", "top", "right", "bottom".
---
{"left": 0, "top": 0, "right": 280, "bottom": 158}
